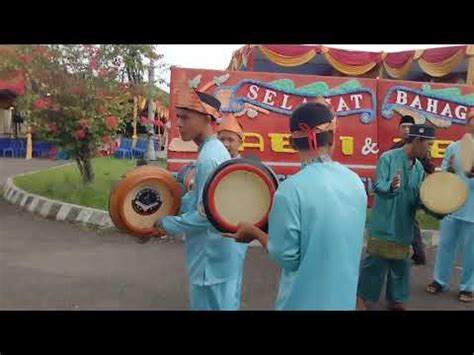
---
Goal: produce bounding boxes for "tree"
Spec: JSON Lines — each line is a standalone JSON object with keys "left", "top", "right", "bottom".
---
{"left": 0, "top": 44, "right": 165, "bottom": 184}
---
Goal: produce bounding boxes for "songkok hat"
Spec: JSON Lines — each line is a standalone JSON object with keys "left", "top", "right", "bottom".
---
{"left": 174, "top": 79, "right": 221, "bottom": 120}
{"left": 408, "top": 124, "right": 436, "bottom": 139}
{"left": 217, "top": 113, "right": 243, "bottom": 139}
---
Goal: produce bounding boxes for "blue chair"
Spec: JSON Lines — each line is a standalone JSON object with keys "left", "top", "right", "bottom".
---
{"left": 33, "top": 141, "right": 52, "bottom": 158}
{"left": 114, "top": 138, "right": 133, "bottom": 159}
{"left": 2, "top": 139, "right": 25, "bottom": 158}
{"left": 132, "top": 138, "right": 147, "bottom": 159}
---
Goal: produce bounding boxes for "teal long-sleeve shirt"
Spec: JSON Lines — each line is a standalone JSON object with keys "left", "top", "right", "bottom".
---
{"left": 161, "top": 137, "right": 244, "bottom": 286}
{"left": 268, "top": 160, "right": 367, "bottom": 310}
{"left": 369, "top": 148, "right": 425, "bottom": 246}
{"left": 442, "top": 141, "right": 474, "bottom": 223}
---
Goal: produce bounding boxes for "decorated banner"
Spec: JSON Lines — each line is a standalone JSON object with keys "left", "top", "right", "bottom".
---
{"left": 168, "top": 67, "right": 474, "bottom": 200}
{"left": 168, "top": 67, "right": 378, "bottom": 195}
{"left": 377, "top": 79, "right": 474, "bottom": 163}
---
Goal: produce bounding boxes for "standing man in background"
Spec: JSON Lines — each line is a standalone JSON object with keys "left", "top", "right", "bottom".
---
{"left": 389, "top": 115, "right": 436, "bottom": 265}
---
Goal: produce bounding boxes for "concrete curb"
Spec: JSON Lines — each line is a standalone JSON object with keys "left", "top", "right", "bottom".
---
{"left": 3, "top": 175, "right": 113, "bottom": 229}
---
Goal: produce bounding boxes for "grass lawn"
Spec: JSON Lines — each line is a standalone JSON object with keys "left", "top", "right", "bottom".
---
{"left": 14, "top": 157, "right": 164, "bottom": 211}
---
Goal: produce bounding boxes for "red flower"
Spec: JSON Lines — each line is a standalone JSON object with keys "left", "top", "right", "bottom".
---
{"left": 89, "top": 58, "right": 98, "bottom": 70}
{"left": 71, "top": 85, "right": 83, "bottom": 95}
{"left": 153, "top": 119, "right": 164, "bottom": 127}
{"left": 19, "top": 53, "right": 34, "bottom": 63}
{"left": 36, "top": 47, "right": 47, "bottom": 54}
{"left": 101, "top": 134, "right": 112, "bottom": 143}
{"left": 96, "top": 89, "right": 108, "bottom": 99}
{"left": 34, "top": 98, "right": 49, "bottom": 109}
{"left": 117, "top": 82, "right": 128, "bottom": 91}
{"left": 79, "top": 118, "right": 89, "bottom": 128}
{"left": 105, "top": 115, "right": 118, "bottom": 130}
{"left": 75, "top": 129, "right": 87, "bottom": 139}
{"left": 96, "top": 104, "right": 107, "bottom": 114}
{"left": 47, "top": 122, "right": 58, "bottom": 133}
{"left": 98, "top": 68, "right": 107, "bottom": 77}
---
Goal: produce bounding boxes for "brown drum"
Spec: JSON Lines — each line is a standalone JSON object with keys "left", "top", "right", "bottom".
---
{"left": 108, "top": 166, "right": 182, "bottom": 236}
{"left": 108, "top": 165, "right": 162, "bottom": 231}
{"left": 420, "top": 172, "right": 468, "bottom": 218}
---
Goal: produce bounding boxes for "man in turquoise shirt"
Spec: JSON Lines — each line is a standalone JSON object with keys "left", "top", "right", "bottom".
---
{"left": 357, "top": 124, "right": 435, "bottom": 311}
{"left": 224, "top": 101, "right": 368, "bottom": 310}
{"left": 426, "top": 110, "right": 474, "bottom": 303}
{"left": 155, "top": 83, "right": 245, "bottom": 310}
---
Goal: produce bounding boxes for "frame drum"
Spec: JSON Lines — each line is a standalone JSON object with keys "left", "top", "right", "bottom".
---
{"left": 460, "top": 133, "right": 474, "bottom": 173}
{"left": 108, "top": 166, "right": 182, "bottom": 236}
{"left": 420, "top": 172, "right": 468, "bottom": 217}
{"left": 108, "top": 165, "right": 165, "bottom": 231}
{"left": 203, "top": 159, "right": 279, "bottom": 233}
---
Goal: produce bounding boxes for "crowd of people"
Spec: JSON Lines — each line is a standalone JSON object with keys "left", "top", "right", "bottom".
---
{"left": 151, "top": 83, "right": 473, "bottom": 310}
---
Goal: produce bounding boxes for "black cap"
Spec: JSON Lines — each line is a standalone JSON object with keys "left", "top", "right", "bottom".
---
{"left": 399, "top": 115, "right": 415, "bottom": 126}
{"left": 408, "top": 124, "right": 436, "bottom": 139}
{"left": 196, "top": 91, "right": 221, "bottom": 111}
{"left": 289, "top": 102, "right": 334, "bottom": 132}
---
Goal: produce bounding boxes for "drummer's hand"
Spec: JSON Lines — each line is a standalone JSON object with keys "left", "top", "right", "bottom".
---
{"left": 145, "top": 227, "right": 166, "bottom": 238}
{"left": 447, "top": 154, "right": 456, "bottom": 173}
{"left": 467, "top": 168, "right": 474, "bottom": 179}
{"left": 223, "top": 222, "right": 260, "bottom": 244}
{"left": 391, "top": 171, "right": 401, "bottom": 190}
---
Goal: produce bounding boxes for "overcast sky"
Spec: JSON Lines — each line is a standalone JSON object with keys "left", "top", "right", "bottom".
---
{"left": 156, "top": 44, "right": 460, "bottom": 92}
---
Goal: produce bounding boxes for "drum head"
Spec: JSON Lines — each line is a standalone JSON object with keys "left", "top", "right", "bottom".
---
{"left": 420, "top": 172, "right": 468, "bottom": 215}
{"left": 203, "top": 159, "right": 278, "bottom": 233}
{"left": 108, "top": 165, "right": 169, "bottom": 232}
{"left": 460, "top": 133, "right": 474, "bottom": 173}
{"left": 109, "top": 166, "right": 181, "bottom": 236}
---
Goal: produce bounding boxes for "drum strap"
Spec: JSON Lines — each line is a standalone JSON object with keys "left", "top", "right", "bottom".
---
{"left": 366, "top": 236, "right": 410, "bottom": 260}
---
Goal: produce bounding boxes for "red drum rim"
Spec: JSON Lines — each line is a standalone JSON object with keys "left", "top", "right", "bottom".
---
{"left": 203, "top": 161, "right": 277, "bottom": 233}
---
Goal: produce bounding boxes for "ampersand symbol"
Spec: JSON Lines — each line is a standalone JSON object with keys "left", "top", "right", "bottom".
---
{"left": 361, "top": 138, "right": 379, "bottom": 156}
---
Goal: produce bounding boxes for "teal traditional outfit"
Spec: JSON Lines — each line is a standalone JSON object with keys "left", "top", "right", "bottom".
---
{"left": 358, "top": 125, "right": 434, "bottom": 306}
{"left": 159, "top": 88, "right": 246, "bottom": 310}
{"left": 161, "top": 137, "right": 246, "bottom": 310}
{"left": 268, "top": 159, "right": 367, "bottom": 310}
{"left": 266, "top": 101, "right": 367, "bottom": 310}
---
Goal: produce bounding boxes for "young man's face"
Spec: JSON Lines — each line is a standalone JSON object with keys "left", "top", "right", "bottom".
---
{"left": 413, "top": 138, "right": 433, "bottom": 159}
{"left": 218, "top": 130, "right": 242, "bottom": 158}
{"left": 176, "top": 108, "right": 210, "bottom": 141}
{"left": 399, "top": 123, "right": 413, "bottom": 140}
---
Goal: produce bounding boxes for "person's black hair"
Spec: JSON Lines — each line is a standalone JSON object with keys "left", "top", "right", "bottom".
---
{"left": 289, "top": 102, "right": 335, "bottom": 150}
{"left": 291, "top": 131, "right": 334, "bottom": 150}
{"left": 399, "top": 115, "right": 415, "bottom": 126}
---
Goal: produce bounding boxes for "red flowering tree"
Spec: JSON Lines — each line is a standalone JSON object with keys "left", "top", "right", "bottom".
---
{"left": 0, "top": 44, "right": 163, "bottom": 184}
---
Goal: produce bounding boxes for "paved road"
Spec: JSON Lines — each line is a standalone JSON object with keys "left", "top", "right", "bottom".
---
{"left": 0, "top": 158, "right": 472, "bottom": 310}
{"left": 1, "top": 197, "right": 472, "bottom": 310}
{"left": 0, "top": 158, "right": 68, "bottom": 186}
